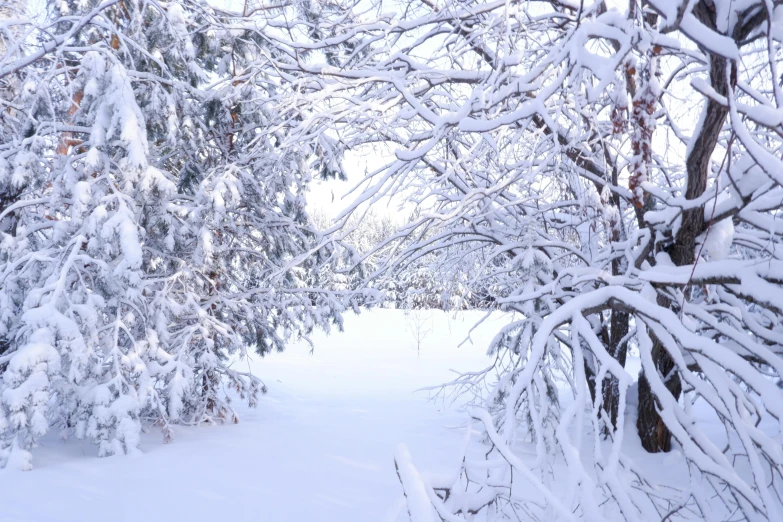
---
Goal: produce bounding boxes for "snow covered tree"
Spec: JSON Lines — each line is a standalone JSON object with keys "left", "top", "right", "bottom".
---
{"left": 284, "top": 0, "right": 783, "bottom": 519}
{"left": 0, "top": 0, "right": 360, "bottom": 468}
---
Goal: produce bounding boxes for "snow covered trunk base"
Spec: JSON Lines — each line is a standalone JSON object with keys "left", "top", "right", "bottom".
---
{"left": 396, "top": 404, "right": 783, "bottom": 521}
{"left": 397, "top": 410, "right": 782, "bottom": 522}
{"left": 393, "top": 296, "right": 783, "bottom": 521}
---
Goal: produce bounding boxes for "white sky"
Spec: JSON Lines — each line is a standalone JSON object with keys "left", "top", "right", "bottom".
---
{"left": 307, "top": 145, "right": 399, "bottom": 220}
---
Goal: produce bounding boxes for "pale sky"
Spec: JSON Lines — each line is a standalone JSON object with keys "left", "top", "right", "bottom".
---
{"left": 307, "top": 145, "right": 399, "bottom": 220}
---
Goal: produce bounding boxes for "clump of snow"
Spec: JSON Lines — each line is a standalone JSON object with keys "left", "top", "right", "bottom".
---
{"left": 699, "top": 217, "right": 734, "bottom": 260}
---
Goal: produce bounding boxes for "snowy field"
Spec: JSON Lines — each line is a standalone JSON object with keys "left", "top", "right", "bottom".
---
{"left": 0, "top": 310, "right": 507, "bottom": 522}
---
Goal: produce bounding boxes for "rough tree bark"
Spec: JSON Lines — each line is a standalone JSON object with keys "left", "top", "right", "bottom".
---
{"left": 636, "top": 0, "right": 754, "bottom": 452}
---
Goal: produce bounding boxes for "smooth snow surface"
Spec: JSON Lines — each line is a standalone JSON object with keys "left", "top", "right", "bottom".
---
{"left": 0, "top": 310, "right": 504, "bottom": 522}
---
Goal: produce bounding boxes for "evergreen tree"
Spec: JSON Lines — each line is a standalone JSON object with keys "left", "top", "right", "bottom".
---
{"left": 0, "top": 0, "right": 354, "bottom": 468}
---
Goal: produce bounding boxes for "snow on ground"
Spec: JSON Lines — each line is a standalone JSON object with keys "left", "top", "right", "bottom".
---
{"left": 0, "top": 309, "right": 507, "bottom": 522}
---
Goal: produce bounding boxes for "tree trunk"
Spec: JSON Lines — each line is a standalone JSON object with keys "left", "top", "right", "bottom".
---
{"left": 599, "top": 198, "right": 631, "bottom": 433}
{"left": 602, "top": 308, "right": 629, "bottom": 432}
{"left": 637, "top": 293, "right": 682, "bottom": 452}
{"left": 636, "top": 0, "right": 738, "bottom": 453}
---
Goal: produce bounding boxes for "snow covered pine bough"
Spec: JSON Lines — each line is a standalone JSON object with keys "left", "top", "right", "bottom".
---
{"left": 0, "top": 0, "right": 362, "bottom": 470}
